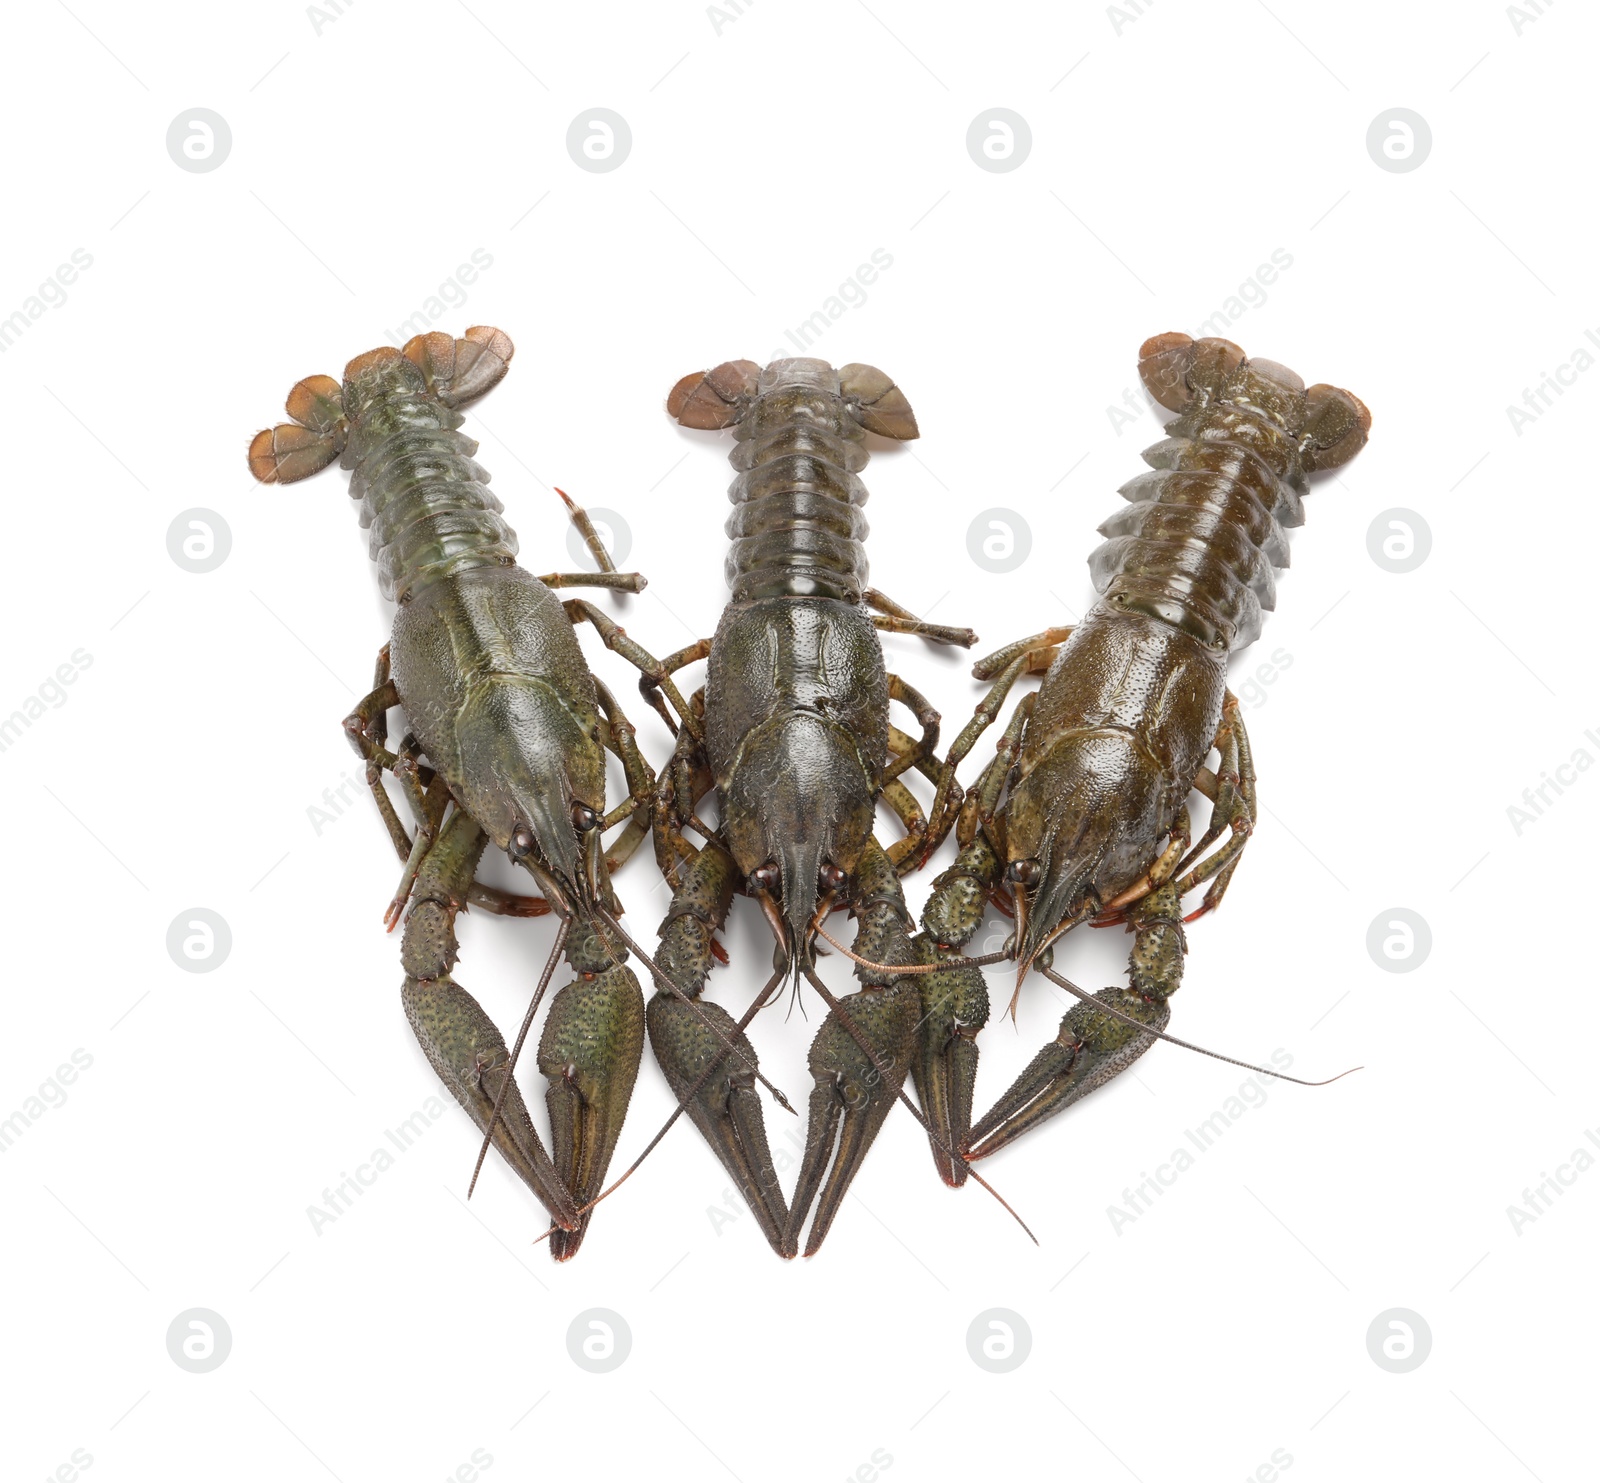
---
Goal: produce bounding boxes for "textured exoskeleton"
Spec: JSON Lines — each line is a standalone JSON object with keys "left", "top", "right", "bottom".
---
{"left": 250, "top": 328, "right": 687, "bottom": 1258}
{"left": 643, "top": 357, "right": 977, "bottom": 1256}
{"left": 911, "top": 333, "right": 1370, "bottom": 1174}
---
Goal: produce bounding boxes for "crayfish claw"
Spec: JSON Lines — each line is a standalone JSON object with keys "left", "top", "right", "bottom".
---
{"left": 537, "top": 934, "right": 647, "bottom": 1261}
{"left": 907, "top": 938, "right": 990, "bottom": 1188}
{"left": 966, "top": 986, "right": 1168, "bottom": 1161}
{"left": 647, "top": 991, "right": 790, "bottom": 1257}
{"left": 786, "top": 982, "right": 918, "bottom": 1258}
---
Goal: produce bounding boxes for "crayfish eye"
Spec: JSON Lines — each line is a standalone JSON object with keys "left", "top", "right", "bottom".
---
{"left": 750, "top": 861, "right": 780, "bottom": 893}
{"left": 509, "top": 824, "right": 536, "bottom": 860}
{"left": 571, "top": 802, "right": 601, "bottom": 832}
{"left": 818, "top": 862, "right": 847, "bottom": 892}
{"left": 1006, "top": 858, "right": 1041, "bottom": 888}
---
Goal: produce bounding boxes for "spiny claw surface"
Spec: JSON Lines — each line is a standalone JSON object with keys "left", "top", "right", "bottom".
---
{"left": 537, "top": 928, "right": 645, "bottom": 1261}
{"left": 965, "top": 985, "right": 1168, "bottom": 1160}
{"left": 647, "top": 991, "right": 789, "bottom": 1256}
{"left": 395, "top": 808, "right": 579, "bottom": 1230}
{"left": 911, "top": 836, "right": 999, "bottom": 1185}
{"left": 786, "top": 982, "right": 918, "bottom": 1258}
{"left": 401, "top": 952, "right": 579, "bottom": 1230}
{"left": 908, "top": 935, "right": 990, "bottom": 1187}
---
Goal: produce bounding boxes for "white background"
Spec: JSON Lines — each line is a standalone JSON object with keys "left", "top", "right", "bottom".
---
{"left": 3, "top": 3, "right": 1594, "bottom": 1480}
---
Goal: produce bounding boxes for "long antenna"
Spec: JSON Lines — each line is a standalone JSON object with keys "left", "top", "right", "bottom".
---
{"left": 825, "top": 913, "right": 1359, "bottom": 1087}
{"left": 811, "top": 916, "right": 1012, "bottom": 973}
{"left": 805, "top": 919, "right": 944, "bottom": 974}
{"left": 468, "top": 916, "right": 569, "bottom": 1198}
{"left": 1036, "top": 962, "right": 1360, "bottom": 1087}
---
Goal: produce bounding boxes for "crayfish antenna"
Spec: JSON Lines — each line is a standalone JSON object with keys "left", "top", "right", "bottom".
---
{"left": 808, "top": 916, "right": 947, "bottom": 975}
{"left": 1035, "top": 963, "right": 1361, "bottom": 1089}
{"left": 468, "top": 919, "right": 569, "bottom": 1199}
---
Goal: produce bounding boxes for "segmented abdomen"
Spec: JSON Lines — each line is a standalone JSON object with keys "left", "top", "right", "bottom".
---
{"left": 724, "top": 401, "right": 870, "bottom": 604}
{"left": 1090, "top": 400, "right": 1308, "bottom": 654}
{"left": 344, "top": 391, "right": 517, "bottom": 603}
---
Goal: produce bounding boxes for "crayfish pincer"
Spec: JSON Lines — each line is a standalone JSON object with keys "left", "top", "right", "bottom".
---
{"left": 249, "top": 327, "right": 679, "bottom": 1258}
{"left": 641, "top": 357, "right": 977, "bottom": 1257}
{"left": 914, "top": 333, "right": 1370, "bottom": 1175}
